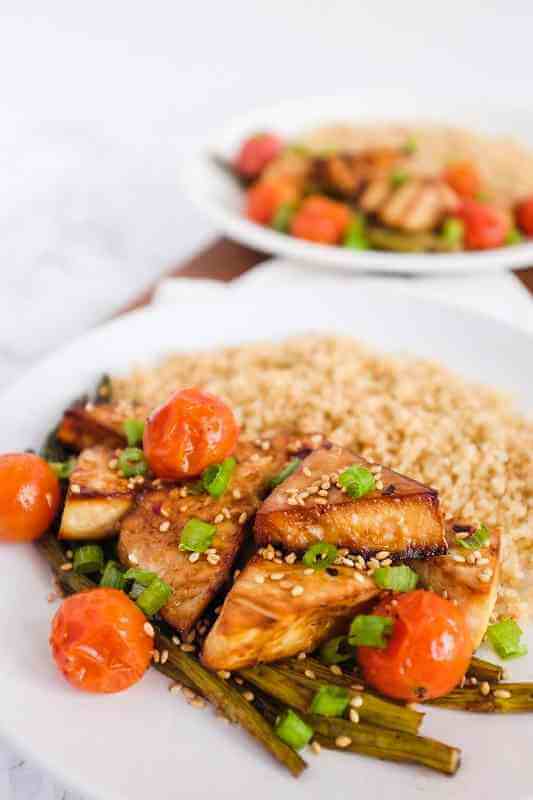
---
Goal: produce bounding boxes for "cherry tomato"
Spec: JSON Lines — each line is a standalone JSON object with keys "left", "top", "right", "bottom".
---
{"left": 246, "top": 178, "right": 300, "bottom": 225}
{"left": 456, "top": 199, "right": 510, "bottom": 250}
{"left": 0, "top": 453, "right": 60, "bottom": 542}
{"left": 50, "top": 588, "right": 153, "bottom": 693}
{"left": 235, "top": 133, "right": 283, "bottom": 179}
{"left": 515, "top": 195, "right": 533, "bottom": 236}
{"left": 290, "top": 195, "right": 350, "bottom": 244}
{"left": 143, "top": 388, "right": 239, "bottom": 480}
{"left": 357, "top": 590, "right": 472, "bottom": 702}
{"left": 443, "top": 161, "right": 482, "bottom": 199}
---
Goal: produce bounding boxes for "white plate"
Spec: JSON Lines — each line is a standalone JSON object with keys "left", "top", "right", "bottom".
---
{"left": 1, "top": 286, "right": 532, "bottom": 800}
{"left": 179, "top": 91, "right": 533, "bottom": 274}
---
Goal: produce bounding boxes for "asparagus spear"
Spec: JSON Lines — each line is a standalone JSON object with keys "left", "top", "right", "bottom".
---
{"left": 468, "top": 656, "right": 504, "bottom": 683}
{"left": 429, "top": 684, "right": 533, "bottom": 713}
{"left": 278, "top": 657, "right": 423, "bottom": 734}
{"left": 38, "top": 533, "right": 306, "bottom": 778}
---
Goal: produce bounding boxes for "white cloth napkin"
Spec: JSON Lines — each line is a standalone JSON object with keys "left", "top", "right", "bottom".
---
{"left": 152, "top": 257, "right": 533, "bottom": 333}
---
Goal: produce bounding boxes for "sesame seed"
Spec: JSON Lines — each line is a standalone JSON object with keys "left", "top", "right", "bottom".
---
{"left": 172, "top": 635, "right": 181, "bottom": 645}
{"left": 243, "top": 690, "right": 255, "bottom": 702}
{"left": 217, "top": 670, "right": 231, "bottom": 680}
{"left": 303, "top": 466, "right": 312, "bottom": 477}
{"left": 494, "top": 689, "right": 512, "bottom": 699}
{"left": 285, "top": 552, "right": 297, "bottom": 564}
{"left": 169, "top": 683, "right": 182, "bottom": 695}
{"left": 376, "top": 480, "right": 384, "bottom": 490}
{"left": 144, "top": 622, "right": 155, "bottom": 637}
{"left": 182, "top": 688, "right": 196, "bottom": 701}
{"left": 303, "top": 568, "right": 315, "bottom": 576}
{"left": 349, "top": 709, "right": 360, "bottom": 723}
{"left": 238, "top": 512, "right": 247, "bottom": 524}
{"left": 297, "top": 652, "right": 307, "bottom": 660}
{"left": 270, "top": 572, "right": 285, "bottom": 581}
{"left": 159, "top": 521, "right": 170, "bottom": 532}
{"left": 254, "top": 574, "right": 265, "bottom": 584}
{"left": 479, "top": 681, "right": 491, "bottom": 696}
{"left": 311, "top": 741, "right": 321, "bottom": 754}
{"left": 291, "top": 585, "right": 304, "bottom": 597}
{"left": 380, "top": 558, "right": 393, "bottom": 567}
{"left": 152, "top": 649, "right": 160, "bottom": 663}
{"left": 108, "top": 458, "right": 118, "bottom": 469}
{"left": 60, "top": 563, "right": 73, "bottom": 571}
{"left": 234, "top": 676, "right": 244, "bottom": 685}
{"left": 232, "top": 488, "right": 242, "bottom": 499}
{"left": 452, "top": 554, "right": 466, "bottom": 563}
{"left": 376, "top": 551, "right": 390, "bottom": 560}
{"left": 188, "top": 552, "right": 200, "bottom": 563}
{"left": 350, "top": 684, "right": 365, "bottom": 692}
{"left": 71, "top": 484, "right": 81, "bottom": 494}
{"left": 207, "top": 553, "right": 220, "bottom": 566}
{"left": 470, "top": 676, "right": 478, "bottom": 686}
{"left": 180, "top": 643, "right": 196, "bottom": 653}
{"left": 191, "top": 697, "right": 206, "bottom": 709}
{"left": 336, "top": 736, "right": 352, "bottom": 748}
{"left": 287, "top": 497, "right": 297, "bottom": 506}
{"left": 350, "top": 695, "right": 363, "bottom": 708}
{"left": 129, "top": 553, "right": 139, "bottom": 565}
{"left": 304, "top": 669, "right": 316, "bottom": 679}
{"left": 214, "top": 513, "right": 224, "bottom": 524}
{"left": 330, "top": 665, "right": 342, "bottom": 676}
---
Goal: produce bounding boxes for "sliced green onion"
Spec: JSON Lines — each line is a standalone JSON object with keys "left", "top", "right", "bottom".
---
{"left": 49, "top": 458, "right": 76, "bottom": 480}
{"left": 486, "top": 619, "right": 528, "bottom": 659}
{"left": 319, "top": 635, "right": 353, "bottom": 665}
{"left": 129, "top": 581, "right": 146, "bottom": 600}
{"left": 310, "top": 685, "right": 350, "bottom": 717}
{"left": 391, "top": 170, "right": 409, "bottom": 188}
{"left": 373, "top": 564, "right": 418, "bottom": 592}
{"left": 456, "top": 524, "right": 490, "bottom": 551}
{"left": 100, "top": 561, "right": 126, "bottom": 590}
{"left": 404, "top": 136, "right": 418, "bottom": 154}
{"left": 338, "top": 465, "right": 375, "bottom": 499}
{"left": 302, "top": 542, "right": 338, "bottom": 571}
{"left": 272, "top": 202, "right": 296, "bottom": 233}
{"left": 136, "top": 577, "right": 172, "bottom": 617}
{"left": 123, "top": 418, "right": 145, "bottom": 447}
{"left": 441, "top": 217, "right": 464, "bottom": 246}
{"left": 202, "top": 457, "right": 236, "bottom": 499}
{"left": 269, "top": 458, "right": 301, "bottom": 488}
{"left": 179, "top": 518, "right": 216, "bottom": 552}
{"left": 274, "top": 709, "right": 313, "bottom": 751}
{"left": 73, "top": 544, "right": 104, "bottom": 575}
{"left": 348, "top": 614, "right": 394, "bottom": 649}
{"left": 506, "top": 227, "right": 523, "bottom": 245}
{"left": 123, "top": 568, "right": 157, "bottom": 587}
{"left": 343, "top": 214, "right": 369, "bottom": 250}
{"left": 118, "top": 447, "right": 148, "bottom": 477}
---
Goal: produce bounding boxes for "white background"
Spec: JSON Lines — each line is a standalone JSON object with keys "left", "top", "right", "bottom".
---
{"left": 1, "top": 1, "right": 532, "bottom": 797}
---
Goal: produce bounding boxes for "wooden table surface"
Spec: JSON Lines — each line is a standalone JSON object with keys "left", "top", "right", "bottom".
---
{"left": 122, "top": 238, "right": 533, "bottom": 313}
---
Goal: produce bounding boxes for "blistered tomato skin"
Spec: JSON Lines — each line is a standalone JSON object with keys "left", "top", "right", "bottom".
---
{"left": 143, "top": 388, "right": 239, "bottom": 480}
{"left": 357, "top": 590, "right": 473, "bottom": 702}
{"left": 457, "top": 199, "right": 510, "bottom": 250}
{"left": 50, "top": 588, "right": 153, "bottom": 693}
{"left": 0, "top": 453, "right": 60, "bottom": 542}
{"left": 235, "top": 133, "right": 283, "bottom": 179}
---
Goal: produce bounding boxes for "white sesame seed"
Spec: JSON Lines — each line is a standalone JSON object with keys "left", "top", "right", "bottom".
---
{"left": 349, "top": 709, "right": 360, "bottom": 724}
{"left": 70, "top": 484, "right": 81, "bottom": 494}
{"left": 238, "top": 512, "right": 247, "bottom": 524}
{"left": 60, "top": 563, "right": 73, "bottom": 571}
{"left": 303, "top": 466, "right": 312, "bottom": 477}
{"left": 479, "top": 681, "right": 491, "bottom": 696}
{"left": 376, "top": 551, "right": 390, "bottom": 560}
{"left": 291, "top": 585, "right": 304, "bottom": 597}
{"left": 452, "top": 554, "right": 466, "bottom": 563}
{"left": 232, "top": 488, "right": 242, "bottom": 499}
{"left": 330, "top": 665, "right": 342, "bottom": 676}
{"left": 159, "top": 521, "right": 170, "bottom": 532}
{"left": 297, "top": 652, "right": 307, "bottom": 660}
{"left": 303, "top": 568, "right": 315, "bottom": 576}
{"left": 214, "top": 513, "right": 224, "bottom": 524}
{"left": 129, "top": 553, "right": 139, "bottom": 565}
{"left": 270, "top": 572, "right": 285, "bottom": 581}
{"left": 304, "top": 669, "right": 316, "bottom": 679}
{"left": 311, "top": 741, "right": 322, "bottom": 755}
{"left": 243, "top": 690, "right": 255, "bottom": 702}
{"left": 144, "top": 622, "right": 155, "bottom": 637}
{"left": 285, "top": 552, "right": 297, "bottom": 564}
{"left": 493, "top": 689, "right": 512, "bottom": 699}
{"left": 254, "top": 574, "right": 265, "bottom": 584}
{"left": 350, "top": 695, "right": 363, "bottom": 708}
{"left": 169, "top": 683, "right": 182, "bottom": 695}
{"left": 336, "top": 736, "right": 352, "bottom": 748}
{"left": 160, "top": 649, "right": 169, "bottom": 664}
{"left": 188, "top": 552, "right": 200, "bottom": 563}
{"left": 180, "top": 643, "right": 196, "bottom": 653}
{"left": 217, "top": 670, "right": 231, "bottom": 680}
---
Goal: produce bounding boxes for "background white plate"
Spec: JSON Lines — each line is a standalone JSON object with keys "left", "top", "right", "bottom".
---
{"left": 1, "top": 286, "right": 532, "bottom": 800}
{"left": 179, "top": 91, "right": 533, "bottom": 274}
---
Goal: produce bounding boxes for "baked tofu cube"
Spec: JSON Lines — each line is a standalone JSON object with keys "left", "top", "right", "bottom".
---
{"left": 255, "top": 444, "right": 446, "bottom": 560}
{"left": 117, "top": 437, "right": 305, "bottom": 636}
{"left": 411, "top": 522, "right": 501, "bottom": 648}
{"left": 59, "top": 446, "right": 134, "bottom": 540}
{"left": 57, "top": 401, "right": 148, "bottom": 452}
{"left": 201, "top": 555, "right": 380, "bottom": 671}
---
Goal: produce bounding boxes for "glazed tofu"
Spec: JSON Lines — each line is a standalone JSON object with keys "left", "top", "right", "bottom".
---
{"left": 411, "top": 522, "right": 501, "bottom": 648}
{"left": 59, "top": 446, "right": 135, "bottom": 540}
{"left": 255, "top": 444, "right": 446, "bottom": 560}
{"left": 202, "top": 555, "right": 380, "bottom": 671}
{"left": 117, "top": 436, "right": 311, "bottom": 636}
{"left": 57, "top": 401, "right": 148, "bottom": 452}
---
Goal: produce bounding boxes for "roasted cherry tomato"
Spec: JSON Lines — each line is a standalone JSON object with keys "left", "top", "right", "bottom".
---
{"left": 515, "top": 195, "right": 533, "bottom": 236}
{"left": 290, "top": 195, "right": 350, "bottom": 244}
{"left": 443, "top": 160, "right": 482, "bottom": 199}
{"left": 235, "top": 133, "right": 283, "bottom": 179}
{"left": 143, "top": 388, "right": 239, "bottom": 480}
{"left": 246, "top": 177, "right": 300, "bottom": 225}
{"left": 50, "top": 588, "right": 153, "bottom": 693}
{"left": 456, "top": 198, "right": 510, "bottom": 250}
{"left": 357, "top": 590, "right": 472, "bottom": 702}
{"left": 0, "top": 453, "right": 60, "bottom": 542}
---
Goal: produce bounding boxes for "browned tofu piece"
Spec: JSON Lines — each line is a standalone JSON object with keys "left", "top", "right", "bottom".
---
{"left": 57, "top": 401, "right": 148, "bottom": 451}
{"left": 202, "top": 555, "right": 380, "bottom": 671}
{"left": 255, "top": 444, "right": 446, "bottom": 560}
{"left": 59, "top": 446, "right": 135, "bottom": 540}
{"left": 411, "top": 522, "right": 501, "bottom": 648}
{"left": 117, "top": 435, "right": 315, "bottom": 635}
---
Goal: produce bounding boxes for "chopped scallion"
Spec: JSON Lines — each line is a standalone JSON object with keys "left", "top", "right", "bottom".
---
{"left": 73, "top": 544, "right": 104, "bottom": 575}
{"left": 441, "top": 217, "right": 464, "bottom": 246}
{"left": 202, "top": 457, "right": 236, "bottom": 499}
{"left": 49, "top": 458, "right": 76, "bottom": 480}
{"left": 179, "top": 518, "right": 216, "bottom": 552}
{"left": 136, "top": 577, "right": 172, "bottom": 617}
{"left": 123, "top": 418, "right": 145, "bottom": 447}
{"left": 456, "top": 524, "right": 490, "bottom": 551}
{"left": 118, "top": 447, "right": 148, "bottom": 478}
{"left": 338, "top": 465, "right": 375, "bottom": 499}
{"left": 302, "top": 542, "right": 338, "bottom": 571}
{"left": 373, "top": 564, "right": 418, "bottom": 592}
{"left": 123, "top": 568, "right": 157, "bottom": 587}
{"left": 391, "top": 170, "right": 409, "bottom": 188}
{"left": 506, "top": 227, "right": 523, "bottom": 245}
{"left": 343, "top": 214, "right": 369, "bottom": 250}
{"left": 404, "top": 136, "right": 418, "bottom": 154}
{"left": 486, "top": 619, "right": 528, "bottom": 659}
{"left": 100, "top": 561, "right": 126, "bottom": 590}
{"left": 269, "top": 458, "right": 301, "bottom": 488}
{"left": 319, "top": 635, "right": 353, "bottom": 665}
{"left": 274, "top": 709, "right": 313, "bottom": 751}
{"left": 272, "top": 202, "right": 296, "bottom": 233}
{"left": 348, "top": 614, "right": 394, "bottom": 649}
{"left": 310, "top": 685, "right": 350, "bottom": 717}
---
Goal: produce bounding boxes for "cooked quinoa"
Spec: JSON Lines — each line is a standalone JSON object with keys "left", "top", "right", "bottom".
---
{"left": 112, "top": 335, "right": 533, "bottom": 621}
